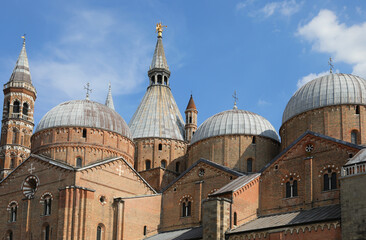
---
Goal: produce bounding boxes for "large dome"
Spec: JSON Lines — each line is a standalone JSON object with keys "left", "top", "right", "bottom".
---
{"left": 191, "top": 109, "right": 279, "bottom": 144}
{"left": 35, "top": 100, "right": 132, "bottom": 138}
{"left": 283, "top": 73, "right": 366, "bottom": 124}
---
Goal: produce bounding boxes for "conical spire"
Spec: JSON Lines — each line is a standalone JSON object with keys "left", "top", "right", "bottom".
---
{"left": 149, "top": 36, "right": 170, "bottom": 71}
{"left": 9, "top": 37, "right": 32, "bottom": 84}
{"left": 105, "top": 82, "right": 115, "bottom": 110}
{"left": 186, "top": 94, "right": 197, "bottom": 110}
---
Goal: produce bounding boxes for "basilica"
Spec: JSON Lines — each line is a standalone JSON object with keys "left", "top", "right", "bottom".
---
{"left": 0, "top": 24, "right": 365, "bottom": 240}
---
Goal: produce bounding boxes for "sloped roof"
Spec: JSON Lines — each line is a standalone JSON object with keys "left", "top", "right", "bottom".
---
{"left": 9, "top": 41, "right": 32, "bottom": 84}
{"left": 228, "top": 205, "right": 340, "bottom": 235}
{"left": 260, "top": 130, "right": 364, "bottom": 173}
{"left": 162, "top": 158, "right": 243, "bottom": 192}
{"left": 105, "top": 83, "right": 115, "bottom": 110}
{"left": 186, "top": 95, "right": 197, "bottom": 110}
{"left": 149, "top": 36, "right": 169, "bottom": 71}
{"left": 145, "top": 226, "right": 202, "bottom": 240}
{"left": 345, "top": 148, "right": 366, "bottom": 166}
{"left": 211, "top": 173, "right": 260, "bottom": 196}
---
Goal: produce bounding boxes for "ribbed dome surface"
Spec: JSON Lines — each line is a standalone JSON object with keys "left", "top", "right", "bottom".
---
{"left": 36, "top": 100, "right": 132, "bottom": 138}
{"left": 282, "top": 73, "right": 366, "bottom": 124}
{"left": 191, "top": 109, "right": 279, "bottom": 144}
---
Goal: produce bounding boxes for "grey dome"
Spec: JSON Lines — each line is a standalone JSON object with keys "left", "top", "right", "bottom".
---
{"left": 282, "top": 73, "right": 366, "bottom": 124}
{"left": 191, "top": 109, "right": 279, "bottom": 144}
{"left": 36, "top": 100, "right": 132, "bottom": 138}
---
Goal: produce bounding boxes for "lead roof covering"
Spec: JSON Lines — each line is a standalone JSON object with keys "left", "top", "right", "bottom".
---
{"left": 190, "top": 109, "right": 280, "bottom": 144}
{"left": 36, "top": 100, "right": 132, "bottom": 138}
{"left": 9, "top": 42, "right": 32, "bottom": 84}
{"left": 282, "top": 73, "right": 366, "bottom": 124}
{"left": 128, "top": 85, "right": 185, "bottom": 140}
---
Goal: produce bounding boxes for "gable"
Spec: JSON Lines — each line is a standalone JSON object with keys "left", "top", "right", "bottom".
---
{"left": 76, "top": 157, "right": 156, "bottom": 197}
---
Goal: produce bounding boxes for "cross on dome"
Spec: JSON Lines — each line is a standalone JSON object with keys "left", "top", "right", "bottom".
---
{"left": 84, "top": 83, "right": 92, "bottom": 100}
{"left": 232, "top": 90, "right": 238, "bottom": 109}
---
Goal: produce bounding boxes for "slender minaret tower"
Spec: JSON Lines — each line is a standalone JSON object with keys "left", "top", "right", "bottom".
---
{"left": 185, "top": 95, "right": 198, "bottom": 142}
{"left": 0, "top": 37, "right": 37, "bottom": 179}
{"left": 105, "top": 82, "right": 115, "bottom": 110}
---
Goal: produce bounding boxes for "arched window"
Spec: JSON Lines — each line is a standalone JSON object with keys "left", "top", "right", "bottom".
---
{"left": 82, "top": 129, "right": 87, "bottom": 138}
{"left": 252, "top": 136, "right": 256, "bottom": 144}
{"left": 351, "top": 130, "right": 358, "bottom": 144}
{"left": 145, "top": 160, "right": 151, "bottom": 170}
{"left": 151, "top": 76, "right": 155, "bottom": 85}
{"left": 9, "top": 203, "right": 17, "bottom": 222}
{"left": 44, "top": 195, "right": 52, "bottom": 216}
{"left": 158, "top": 143, "right": 162, "bottom": 151}
{"left": 76, "top": 157, "right": 82, "bottom": 167}
{"left": 161, "top": 160, "right": 167, "bottom": 169}
{"left": 247, "top": 158, "right": 253, "bottom": 172}
{"left": 157, "top": 75, "right": 162, "bottom": 84}
{"left": 43, "top": 224, "right": 50, "bottom": 240}
{"left": 189, "top": 116, "right": 192, "bottom": 123}
{"left": 10, "top": 158, "right": 15, "bottom": 169}
{"left": 96, "top": 225, "right": 104, "bottom": 240}
{"left": 12, "top": 128, "right": 18, "bottom": 144}
{"left": 22, "top": 103, "right": 29, "bottom": 115}
{"left": 6, "top": 231, "right": 13, "bottom": 240}
{"left": 13, "top": 100, "right": 20, "bottom": 113}
{"left": 6, "top": 101, "right": 10, "bottom": 115}
{"left": 285, "top": 178, "right": 298, "bottom": 198}
{"left": 176, "top": 162, "right": 180, "bottom": 173}
{"left": 356, "top": 105, "right": 360, "bottom": 114}
{"left": 143, "top": 226, "right": 147, "bottom": 236}
{"left": 233, "top": 212, "right": 237, "bottom": 226}
{"left": 182, "top": 198, "right": 191, "bottom": 217}
{"left": 323, "top": 169, "right": 337, "bottom": 191}
{"left": 164, "top": 76, "right": 168, "bottom": 85}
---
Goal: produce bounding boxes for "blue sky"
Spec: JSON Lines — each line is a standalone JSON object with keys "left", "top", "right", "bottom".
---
{"left": 1, "top": 0, "right": 366, "bottom": 134}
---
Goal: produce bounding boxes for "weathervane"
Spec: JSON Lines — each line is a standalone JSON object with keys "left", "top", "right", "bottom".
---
{"left": 156, "top": 22, "right": 167, "bottom": 37}
{"left": 21, "top": 34, "right": 26, "bottom": 44}
{"left": 328, "top": 57, "right": 334, "bottom": 74}
{"left": 84, "top": 83, "right": 92, "bottom": 100}
{"left": 232, "top": 90, "right": 238, "bottom": 109}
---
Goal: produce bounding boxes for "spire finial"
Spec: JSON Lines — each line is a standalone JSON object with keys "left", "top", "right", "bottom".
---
{"left": 156, "top": 22, "right": 167, "bottom": 37}
{"left": 21, "top": 34, "right": 26, "bottom": 45}
{"left": 84, "top": 83, "right": 92, "bottom": 100}
{"left": 232, "top": 91, "right": 238, "bottom": 109}
{"left": 328, "top": 57, "right": 334, "bottom": 74}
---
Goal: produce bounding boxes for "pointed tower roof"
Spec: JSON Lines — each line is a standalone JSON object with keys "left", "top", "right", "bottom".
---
{"left": 105, "top": 83, "right": 115, "bottom": 110}
{"left": 186, "top": 95, "right": 197, "bottom": 111}
{"left": 9, "top": 38, "right": 32, "bottom": 84}
{"left": 129, "top": 24, "right": 185, "bottom": 141}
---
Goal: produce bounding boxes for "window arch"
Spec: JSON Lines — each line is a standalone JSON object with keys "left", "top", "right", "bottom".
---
{"left": 252, "top": 136, "right": 256, "bottom": 144}
{"left": 323, "top": 169, "right": 337, "bottom": 191}
{"left": 181, "top": 197, "right": 192, "bottom": 217}
{"left": 233, "top": 212, "right": 238, "bottom": 226}
{"left": 145, "top": 160, "right": 151, "bottom": 170}
{"left": 351, "top": 130, "right": 358, "bottom": 144}
{"left": 157, "top": 75, "right": 162, "bottom": 84}
{"left": 22, "top": 102, "right": 29, "bottom": 115}
{"left": 12, "top": 128, "right": 18, "bottom": 144}
{"left": 285, "top": 178, "right": 298, "bottom": 198}
{"left": 43, "top": 195, "right": 52, "bottom": 216}
{"left": 164, "top": 76, "right": 168, "bottom": 85}
{"left": 43, "top": 223, "right": 50, "bottom": 240}
{"left": 82, "top": 129, "right": 87, "bottom": 138}
{"left": 10, "top": 158, "right": 15, "bottom": 169}
{"left": 96, "top": 224, "right": 105, "bottom": 240}
{"left": 150, "top": 76, "right": 155, "bottom": 85}
{"left": 356, "top": 105, "right": 360, "bottom": 114}
{"left": 247, "top": 158, "right": 253, "bottom": 172}
{"left": 161, "top": 160, "right": 167, "bottom": 169}
{"left": 76, "top": 157, "right": 82, "bottom": 167}
{"left": 13, "top": 100, "right": 20, "bottom": 113}
{"left": 8, "top": 202, "right": 17, "bottom": 222}
{"left": 143, "top": 226, "right": 147, "bottom": 236}
{"left": 158, "top": 143, "right": 163, "bottom": 151}
{"left": 6, "top": 230, "right": 13, "bottom": 240}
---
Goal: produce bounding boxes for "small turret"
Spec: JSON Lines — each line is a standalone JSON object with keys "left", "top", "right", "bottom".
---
{"left": 185, "top": 95, "right": 198, "bottom": 142}
{"left": 105, "top": 82, "right": 115, "bottom": 110}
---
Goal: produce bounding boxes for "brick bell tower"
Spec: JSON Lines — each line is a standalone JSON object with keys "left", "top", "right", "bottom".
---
{"left": 0, "top": 37, "right": 37, "bottom": 179}
{"left": 185, "top": 94, "right": 198, "bottom": 142}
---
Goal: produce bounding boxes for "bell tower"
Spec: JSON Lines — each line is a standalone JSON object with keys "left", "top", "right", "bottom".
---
{"left": 185, "top": 95, "right": 198, "bottom": 142}
{"left": 0, "top": 37, "right": 37, "bottom": 179}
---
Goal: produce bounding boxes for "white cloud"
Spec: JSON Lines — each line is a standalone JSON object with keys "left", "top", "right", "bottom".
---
{"left": 236, "top": 0, "right": 255, "bottom": 10}
{"left": 297, "top": 71, "right": 328, "bottom": 89}
{"left": 257, "top": 99, "right": 271, "bottom": 106}
{"left": 31, "top": 9, "right": 152, "bottom": 107}
{"left": 261, "top": 0, "right": 301, "bottom": 18}
{"left": 297, "top": 9, "right": 366, "bottom": 78}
